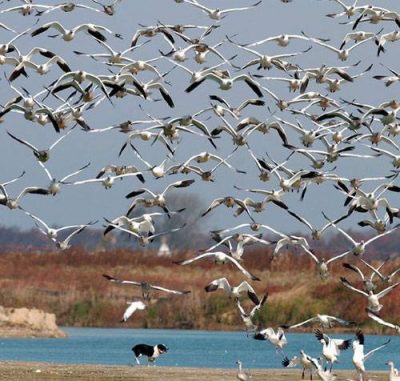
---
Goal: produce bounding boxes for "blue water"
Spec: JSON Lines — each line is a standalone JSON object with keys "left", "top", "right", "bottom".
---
{"left": 0, "top": 328, "right": 398, "bottom": 370}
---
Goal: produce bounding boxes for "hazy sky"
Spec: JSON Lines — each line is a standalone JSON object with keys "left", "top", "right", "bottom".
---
{"left": 0, "top": 0, "right": 399, "bottom": 239}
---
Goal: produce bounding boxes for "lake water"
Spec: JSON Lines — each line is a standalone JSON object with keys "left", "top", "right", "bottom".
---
{"left": 0, "top": 328, "right": 398, "bottom": 370}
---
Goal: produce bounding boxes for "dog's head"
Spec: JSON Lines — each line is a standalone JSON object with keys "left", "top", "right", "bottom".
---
{"left": 157, "top": 344, "right": 169, "bottom": 354}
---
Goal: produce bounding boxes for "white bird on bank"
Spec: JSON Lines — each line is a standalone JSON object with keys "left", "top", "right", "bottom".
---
{"left": 387, "top": 361, "right": 400, "bottom": 381}
{"left": 236, "top": 360, "right": 252, "bottom": 381}
{"left": 282, "top": 350, "right": 314, "bottom": 380}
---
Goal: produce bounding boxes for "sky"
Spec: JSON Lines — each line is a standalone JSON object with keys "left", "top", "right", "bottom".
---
{"left": 0, "top": 0, "right": 399, "bottom": 240}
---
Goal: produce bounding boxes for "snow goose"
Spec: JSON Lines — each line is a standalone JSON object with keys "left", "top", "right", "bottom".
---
{"left": 53, "top": 223, "right": 94, "bottom": 250}
{"left": 342, "top": 262, "right": 384, "bottom": 292}
{"left": 31, "top": 21, "right": 112, "bottom": 42}
{"left": 282, "top": 314, "right": 355, "bottom": 330}
{"left": 0, "top": 28, "right": 30, "bottom": 55}
{"left": 282, "top": 350, "right": 314, "bottom": 380}
{"left": 184, "top": 0, "right": 262, "bottom": 20}
{"left": 367, "top": 309, "right": 400, "bottom": 334}
{"left": 102, "top": 274, "right": 190, "bottom": 301}
{"left": 340, "top": 276, "right": 400, "bottom": 312}
{"left": 373, "top": 64, "right": 400, "bottom": 87}
{"left": 236, "top": 360, "right": 252, "bottom": 381}
{"left": 102, "top": 221, "right": 185, "bottom": 246}
{"left": 236, "top": 293, "right": 267, "bottom": 334}
{"left": 351, "top": 330, "right": 391, "bottom": 381}
{"left": 174, "top": 252, "right": 260, "bottom": 281}
{"left": 125, "top": 179, "right": 195, "bottom": 216}
{"left": 307, "top": 356, "right": 336, "bottom": 381}
{"left": 359, "top": 258, "right": 400, "bottom": 284}
{"left": 326, "top": 1, "right": 369, "bottom": 19}
{"left": 185, "top": 72, "right": 263, "bottom": 98}
{"left": 387, "top": 361, "right": 400, "bottom": 381}
{"left": 69, "top": 171, "right": 145, "bottom": 190}
{"left": 245, "top": 33, "right": 312, "bottom": 48}
{"left": 103, "top": 210, "right": 183, "bottom": 236}
{"left": 226, "top": 37, "right": 309, "bottom": 71}
{"left": 209, "top": 95, "right": 265, "bottom": 118}
{"left": 254, "top": 327, "right": 287, "bottom": 354}
{"left": 0, "top": 3, "right": 52, "bottom": 16}
{"left": 314, "top": 329, "right": 351, "bottom": 371}
{"left": 96, "top": 164, "right": 144, "bottom": 183}
{"left": 73, "top": 38, "right": 148, "bottom": 65}
{"left": 201, "top": 196, "right": 254, "bottom": 220}
{"left": 203, "top": 233, "right": 271, "bottom": 261}
{"left": 322, "top": 212, "right": 400, "bottom": 256}
{"left": 120, "top": 301, "right": 146, "bottom": 323}
{"left": 205, "top": 277, "right": 260, "bottom": 305}
{"left": 6, "top": 129, "right": 73, "bottom": 163}
{"left": 24, "top": 211, "right": 96, "bottom": 241}
{"left": 34, "top": 2, "right": 112, "bottom": 16}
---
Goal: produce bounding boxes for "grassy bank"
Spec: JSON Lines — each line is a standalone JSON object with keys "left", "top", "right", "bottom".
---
{"left": 0, "top": 248, "right": 399, "bottom": 332}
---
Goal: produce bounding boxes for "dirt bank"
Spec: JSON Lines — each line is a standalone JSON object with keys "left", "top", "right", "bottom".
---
{"left": 0, "top": 362, "right": 388, "bottom": 381}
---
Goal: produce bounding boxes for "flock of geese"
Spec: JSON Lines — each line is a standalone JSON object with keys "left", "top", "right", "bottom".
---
{"left": 1, "top": 0, "right": 400, "bottom": 380}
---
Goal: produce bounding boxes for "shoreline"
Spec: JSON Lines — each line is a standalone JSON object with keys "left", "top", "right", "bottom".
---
{"left": 0, "top": 362, "right": 388, "bottom": 381}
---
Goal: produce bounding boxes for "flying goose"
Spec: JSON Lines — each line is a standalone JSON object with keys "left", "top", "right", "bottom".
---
{"left": 254, "top": 327, "right": 287, "bottom": 354}
{"left": 185, "top": 72, "right": 263, "bottom": 98}
{"left": 33, "top": 161, "right": 91, "bottom": 196}
{"left": 31, "top": 21, "right": 112, "bottom": 42}
{"left": 174, "top": 251, "right": 260, "bottom": 281}
{"left": 101, "top": 222, "right": 185, "bottom": 246}
{"left": 322, "top": 213, "right": 400, "bottom": 256}
{"left": 282, "top": 314, "right": 355, "bottom": 330}
{"left": 24, "top": 211, "right": 96, "bottom": 241}
{"left": 102, "top": 274, "right": 190, "bottom": 301}
{"left": 183, "top": 0, "right": 262, "bottom": 20}
{"left": 6, "top": 129, "right": 73, "bottom": 163}
{"left": 204, "top": 277, "right": 260, "bottom": 305}
{"left": 236, "top": 293, "right": 267, "bottom": 334}
{"left": 120, "top": 301, "right": 146, "bottom": 323}
{"left": 367, "top": 309, "right": 400, "bottom": 334}
{"left": 358, "top": 258, "right": 400, "bottom": 284}
{"left": 125, "top": 179, "right": 195, "bottom": 216}
{"left": 340, "top": 276, "right": 400, "bottom": 312}
{"left": 373, "top": 63, "right": 400, "bottom": 87}
{"left": 342, "top": 262, "right": 384, "bottom": 292}
{"left": 72, "top": 172, "right": 145, "bottom": 189}
{"left": 52, "top": 223, "right": 94, "bottom": 250}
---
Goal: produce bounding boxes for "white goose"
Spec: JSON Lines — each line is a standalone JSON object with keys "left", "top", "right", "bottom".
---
{"left": 340, "top": 276, "right": 400, "bottom": 312}
{"left": 351, "top": 330, "right": 391, "bottom": 381}
{"left": 174, "top": 252, "right": 260, "bottom": 281}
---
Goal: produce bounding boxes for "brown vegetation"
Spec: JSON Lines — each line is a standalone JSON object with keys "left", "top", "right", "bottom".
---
{"left": 0, "top": 245, "right": 399, "bottom": 333}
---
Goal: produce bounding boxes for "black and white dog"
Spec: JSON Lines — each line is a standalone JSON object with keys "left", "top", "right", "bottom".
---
{"left": 132, "top": 343, "right": 168, "bottom": 366}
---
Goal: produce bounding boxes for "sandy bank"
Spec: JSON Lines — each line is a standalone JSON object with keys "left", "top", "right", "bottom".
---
{"left": 0, "top": 362, "right": 388, "bottom": 381}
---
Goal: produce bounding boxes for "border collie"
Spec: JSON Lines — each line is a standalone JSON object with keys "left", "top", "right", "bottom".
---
{"left": 132, "top": 343, "right": 168, "bottom": 365}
